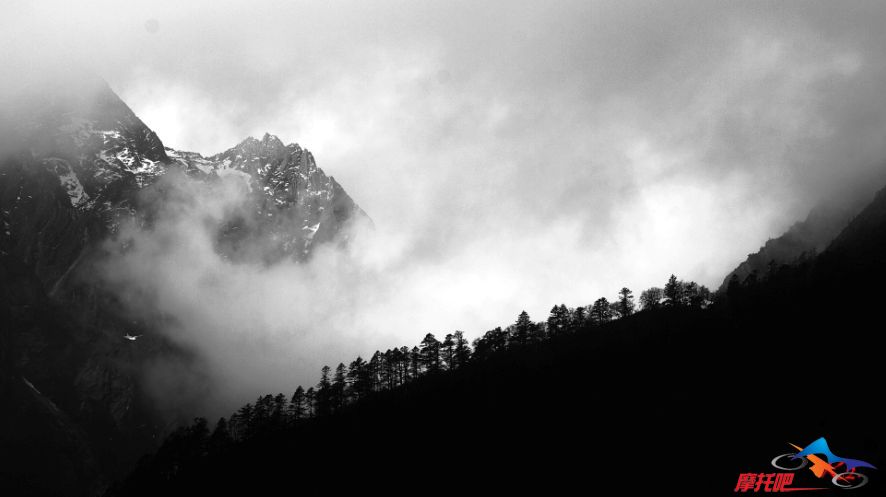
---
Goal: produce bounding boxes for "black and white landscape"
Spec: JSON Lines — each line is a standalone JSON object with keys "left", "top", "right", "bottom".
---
{"left": 2, "top": 2, "right": 885, "bottom": 496}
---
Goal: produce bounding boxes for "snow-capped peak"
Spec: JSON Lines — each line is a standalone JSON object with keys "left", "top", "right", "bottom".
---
{"left": 4, "top": 78, "right": 369, "bottom": 264}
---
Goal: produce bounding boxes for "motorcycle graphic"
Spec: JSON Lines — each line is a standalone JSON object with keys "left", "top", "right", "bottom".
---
{"left": 771, "top": 437, "right": 877, "bottom": 490}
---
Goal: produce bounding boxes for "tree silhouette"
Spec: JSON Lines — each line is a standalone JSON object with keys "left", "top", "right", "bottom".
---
{"left": 453, "top": 330, "right": 471, "bottom": 368}
{"left": 442, "top": 334, "right": 456, "bottom": 370}
{"left": 347, "top": 357, "right": 370, "bottom": 400}
{"left": 590, "top": 298, "right": 613, "bottom": 324}
{"left": 333, "top": 363, "right": 347, "bottom": 410}
{"left": 570, "top": 306, "right": 587, "bottom": 331}
{"left": 369, "top": 351, "right": 383, "bottom": 392}
{"left": 316, "top": 366, "right": 332, "bottom": 416}
{"left": 512, "top": 311, "right": 535, "bottom": 345}
{"left": 639, "top": 287, "right": 663, "bottom": 310}
{"left": 488, "top": 327, "right": 508, "bottom": 351}
{"left": 420, "top": 333, "right": 442, "bottom": 372}
{"left": 663, "top": 275, "right": 682, "bottom": 307}
{"left": 687, "top": 283, "right": 712, "bottom": 308}
{"left": 233, "top": 403, "right": 253, "bottom": 439}
{"left": 616, "top": 287, "right": 635, "bottom": 317}
{"left": 272, "top": 393, "right": 287, "bottom": 423}
{"left": 546, "top": 304, "right": 571, "bottom": 336}
{"left": 290, "top": 386, "right": 306, "bottom": 421}
{"left": 410, "top": 346, "right": 421, "bottom": 378}
{"left": 382, "top": 350, "right": 395, "bottom": 390}
{"left": 254, "top": 394, "right": 273, "bottom": 428}
{"left": 305, "top": 387, "right": 316, "bottom": 418}
{"left": 208, "top": 417, "right": 232, "bottom": 453}
{"left": 471, "top": 330, "right": 494, "bottom": 359}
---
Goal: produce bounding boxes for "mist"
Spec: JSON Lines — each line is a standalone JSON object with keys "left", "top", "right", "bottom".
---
{"left": 96, "top": 170, "right": 528, "bottom": 416}
{"left": 6, "top": 1, "right": 886, "bottom": 416}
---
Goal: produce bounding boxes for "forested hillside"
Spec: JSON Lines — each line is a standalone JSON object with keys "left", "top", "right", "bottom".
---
{"left": 109, "top": 188, "right": 886, "bottom": 496}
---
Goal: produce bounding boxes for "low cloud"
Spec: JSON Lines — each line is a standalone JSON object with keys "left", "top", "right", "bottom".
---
{"left": 96, "top": 171, "right": 553, "bottom": 416}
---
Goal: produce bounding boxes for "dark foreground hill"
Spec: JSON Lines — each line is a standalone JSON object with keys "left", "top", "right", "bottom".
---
{"left": 109, "top": 187, "right": 886, "bottom": 496}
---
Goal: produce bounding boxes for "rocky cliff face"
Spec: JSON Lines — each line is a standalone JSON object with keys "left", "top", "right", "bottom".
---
{"left": 168, "top": 133, "right": 368, "bottom": 262}
{"left": 0, "top": 78, "right": 368, "bottom": 494}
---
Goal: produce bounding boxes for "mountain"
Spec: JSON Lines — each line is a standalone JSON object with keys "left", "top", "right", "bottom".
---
{"left": 168, "top": 133, "right": 368, "bottom": 262}
{"left": 717, "top": 196, "right": 867, "bottom": 292}
{"left": 110, "top": 180, "right": 886, "bottom": 496}
{"left": 0, "top": 79, "right": 368, "bottom": 495}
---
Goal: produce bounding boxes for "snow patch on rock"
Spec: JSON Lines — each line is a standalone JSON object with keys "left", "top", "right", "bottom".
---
{"left": 44, "top": 158, "right": 89, "bottom": 207}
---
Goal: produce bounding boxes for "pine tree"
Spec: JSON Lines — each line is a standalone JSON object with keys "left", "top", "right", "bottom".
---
{"left": 441, "top": 333, "right": 456, "bottom": 370}
{"left": 380, "top": 350, "right": 394, "bottom": 389}
{"left": 420, "top": 333, "right": 442, "bottom": 373}
{"left": 547, "top": 304, "right": 573, "bottom": 336}
{"left": 399, "top": 346, "right": 411, "bottom": 383}
{"left": 316, "top": 365, "right": 332, "bottom": 416}
{"left": 512, "top": 310, "right": 535, "bottom": 345}
{"left": 234, "top": 403, "right": 254, "bottom": 439}
{"left": 305, "top": 387, "right": 316, "bottom": 417}
{"left": 369, "top": 351, "right": 383, "bottom": 392}
{"left": 410, "top": 346, "right": 421, "bottom": 378}
{"left": 209, "top": 417, "right": 232, "bottom": 453}
{"left": 664, "top": 274, "right": 682, "bottom": 307}
{"left": 333, "top": 363, "right": 347, "bottom": 410}
{"left": 546, "top": 305, "right": 565, "bottom": 336}
{"left": 290, "top": 386, "right": 306, "bottom": 420}
{"left": 272, "top": 393, "right": 287, "bottom": 422}
{"left": 348, "top": 357, "right": 369, "bottom": 400}
{"left": 616, "top": 287, "right": 635, "bottom": 318}
{"left": 453, "top": 330, "right": 471, "bottom": 368}
{"left": 570, "top": 306, "right": 587, "bottom": 331}
{"left": 386, "top": 349, "right": 399, "bottom": 388}
{"left": 255, "top": 394, "right": 274, "bottom": 427}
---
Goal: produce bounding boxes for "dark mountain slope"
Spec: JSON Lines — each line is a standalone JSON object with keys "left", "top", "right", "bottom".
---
{"left": 0, "top": 252, "right": 102, "bottom": 496}
{"left": 111, "top": 182, "right": 886, "bottom": 495}
{"left": 718, "top": 197, "right": 863, "bottom": 292}
{"left": 828, "top": 186, "right": 886, "bottom": 260}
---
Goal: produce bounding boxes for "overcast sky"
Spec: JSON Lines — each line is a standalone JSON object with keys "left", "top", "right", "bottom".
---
{"left": 5, "top": 1, "right": 886, "bottom": 411}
